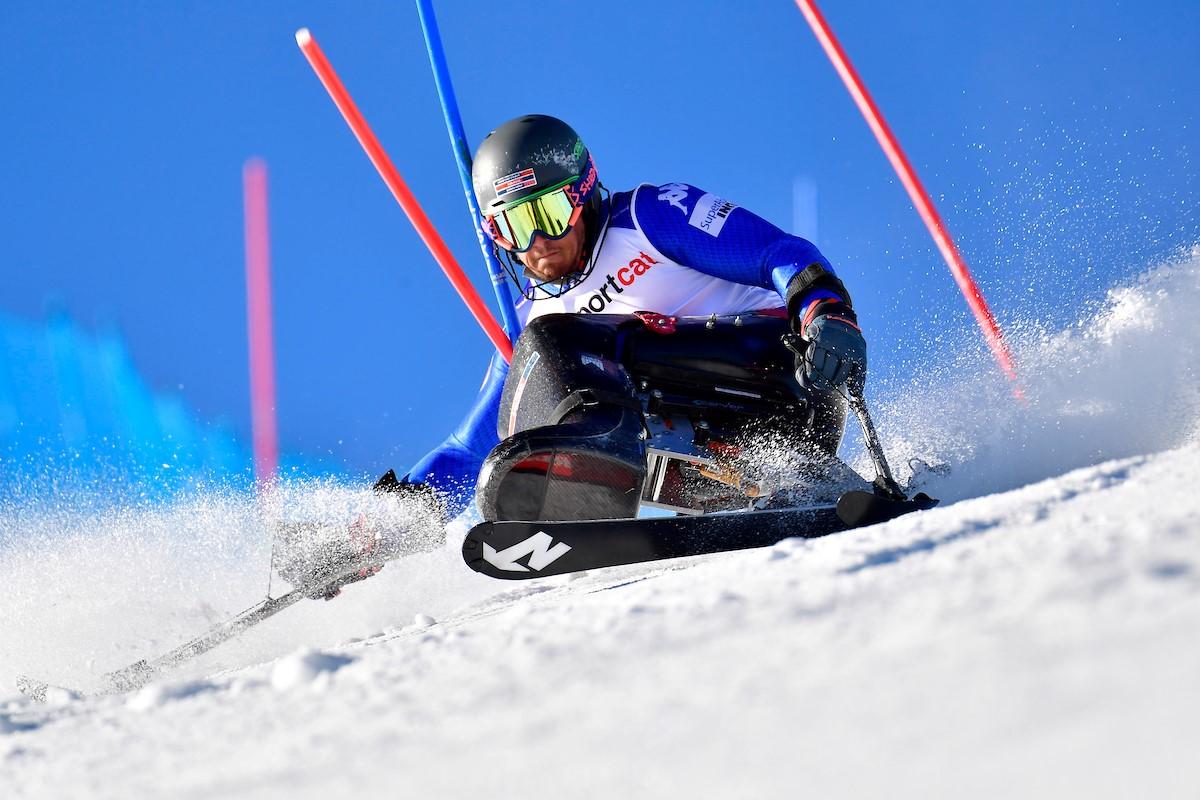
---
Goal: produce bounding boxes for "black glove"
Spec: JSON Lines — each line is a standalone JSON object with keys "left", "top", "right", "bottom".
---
{"left": 311, "top": 471, "right": 445, "bottom": 600}
{"left": 787, "top": 303, "right": 867, "bottom": 392}
{"left": 373, "top": 469, "right": 447, "bottom": 524}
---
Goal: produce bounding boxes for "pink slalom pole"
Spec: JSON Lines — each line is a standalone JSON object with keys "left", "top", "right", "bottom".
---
{"left": 793, "top": 0, "right": 1020, "bottom": 389}
{"left": 243, "top": 158, "right": 280, "bottom": 488}
{"left": 295, "top": 28, "right": 513, "bottom": 363}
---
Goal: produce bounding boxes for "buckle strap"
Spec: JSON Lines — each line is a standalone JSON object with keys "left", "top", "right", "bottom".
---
{"left": 549, "top": 388, "right": 642, "bottom": 425}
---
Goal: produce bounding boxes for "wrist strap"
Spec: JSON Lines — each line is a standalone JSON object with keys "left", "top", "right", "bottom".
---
{"left": 785, "top": 263, "right": 853, "bottom": 320}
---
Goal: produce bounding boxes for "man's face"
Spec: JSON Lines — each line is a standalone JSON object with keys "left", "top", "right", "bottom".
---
{"left": 518, "top": 219, "right": 586, "bottom": 283}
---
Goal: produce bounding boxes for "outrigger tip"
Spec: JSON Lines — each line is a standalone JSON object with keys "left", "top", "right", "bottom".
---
{"left": 295, "top": 28, "right": 312, "bottom": 47}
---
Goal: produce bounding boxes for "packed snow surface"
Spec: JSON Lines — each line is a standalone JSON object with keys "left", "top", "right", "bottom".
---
{"left": 2, "top": 256, "right": 1199, "bottom": 798}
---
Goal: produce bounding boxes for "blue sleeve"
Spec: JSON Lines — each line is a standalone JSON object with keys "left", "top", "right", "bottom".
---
{"left": 635, "top": 182, "right": 844, "bottom": 309}
{"left": 403, "top": 350, "right": 509, "bottom": 518}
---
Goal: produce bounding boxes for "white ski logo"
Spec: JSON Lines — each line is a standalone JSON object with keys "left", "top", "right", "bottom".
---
{"left": 657, "top": 182, "right": 690, "bottom": 214}
{"left": 483, "top": 531, "right": 572, "bottom": 572}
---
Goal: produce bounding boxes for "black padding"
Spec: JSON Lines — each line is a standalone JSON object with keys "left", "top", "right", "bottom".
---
{"left": 477, "top": 406, "right": 647, "bottom": 522}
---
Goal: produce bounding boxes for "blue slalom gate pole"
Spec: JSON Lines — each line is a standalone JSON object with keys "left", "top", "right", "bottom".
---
{"left": 414, "top": 0, "right": 521, "bottom": 346}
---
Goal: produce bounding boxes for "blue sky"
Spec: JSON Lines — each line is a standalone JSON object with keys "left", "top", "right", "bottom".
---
{"left": 3, "top": 1, "right": 1197, "bottom": 479}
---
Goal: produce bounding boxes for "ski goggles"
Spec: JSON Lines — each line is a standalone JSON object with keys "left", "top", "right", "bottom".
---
{"left": 483, "top": 156, "right": 597, "bottom": 253}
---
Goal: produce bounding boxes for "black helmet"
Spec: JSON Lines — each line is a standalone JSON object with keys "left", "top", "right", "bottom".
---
{"left": 472, "top": 115, "right": 607, "bottom": 299}
{"left": 472, "top": 114, "right": 597, "bottom": 213}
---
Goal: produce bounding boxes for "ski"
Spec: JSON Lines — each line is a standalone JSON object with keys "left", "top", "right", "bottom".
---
{"left": 463, "top": 491, "right": 936, "bottom": 580}
{"left": 837, "top": 488, "right": 938, "bottom": 527}
{"left": 16, "top": 558, "right": 386, "bottom": 703}
{"left": 463, "top": 505, "right": 839, "bottom": 580}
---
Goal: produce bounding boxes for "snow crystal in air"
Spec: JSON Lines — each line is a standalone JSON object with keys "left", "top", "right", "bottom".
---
{"left": 867, "top": 253, "right": 1200, "bottom": 502}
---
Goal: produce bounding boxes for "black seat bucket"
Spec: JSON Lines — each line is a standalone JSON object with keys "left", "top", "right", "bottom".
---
{"left": 476, "top": 312, "right": 847, "bottom": 522}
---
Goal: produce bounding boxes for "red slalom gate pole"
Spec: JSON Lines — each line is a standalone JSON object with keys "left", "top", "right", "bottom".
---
{"left": 793, "top": 0, "right": 1020, "bottom": 390}
{"left": 243, "top": 159, "right": 280, "bottom": 489}
{"left": 294, "top": 28, "right": 513, "bottom": 363}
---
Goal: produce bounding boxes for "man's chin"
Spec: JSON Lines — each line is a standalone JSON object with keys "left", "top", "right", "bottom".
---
{"left": 527, "top": 261, "right": 572, "bottom": 282}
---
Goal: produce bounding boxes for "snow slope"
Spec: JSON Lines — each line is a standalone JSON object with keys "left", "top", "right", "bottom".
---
{"left": 2, "top": 255, "right": 1199, "bottom": 799}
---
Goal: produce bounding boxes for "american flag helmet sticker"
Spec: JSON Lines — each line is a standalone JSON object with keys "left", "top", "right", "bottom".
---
{"left": 493, "top": 168, "right": 538, "bottom": 199}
